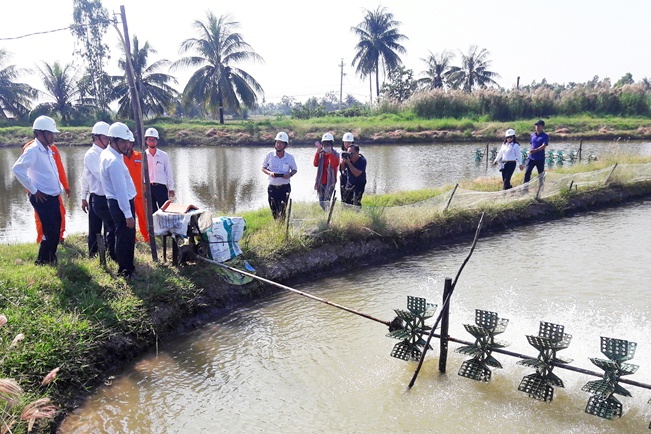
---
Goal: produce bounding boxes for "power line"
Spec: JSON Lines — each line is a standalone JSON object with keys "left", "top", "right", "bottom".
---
{"left": 0, "top": 26, "right": 74, "bottom": 41}
{"left": 0, "top": 19, "right": 117, "bottom": 42}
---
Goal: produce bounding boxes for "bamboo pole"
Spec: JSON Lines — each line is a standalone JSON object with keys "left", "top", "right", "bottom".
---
{"left": 195, "top": 255, "right": 391, "bottom": 327}
{"left": 326, "top": 194, "right": 337, "bottom": 228}
{"left": 604, "top": 163, "right": 619, "bottom": 185}
{"left": 285, "top": 197, "right": 292, "bottom": 240}
{"left": 409, "top": 213, "right": 485, "bottom": 388}
{"left": 117, "top": 5, "right": 158, "bottom": 262}
{"left": 444, "top": 184, "right": 459, "bottom": 212}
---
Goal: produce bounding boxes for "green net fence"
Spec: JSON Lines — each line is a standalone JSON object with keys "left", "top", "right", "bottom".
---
{"left": 287, "top": 162, "right": 651, "bottom": 235}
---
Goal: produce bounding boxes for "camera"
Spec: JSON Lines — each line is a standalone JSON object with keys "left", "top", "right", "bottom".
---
{"left": 273, "top": 172, "right": 284, "bottom": 178}
{"left": 341, "top": 152, "right": 350, "bottom": 159}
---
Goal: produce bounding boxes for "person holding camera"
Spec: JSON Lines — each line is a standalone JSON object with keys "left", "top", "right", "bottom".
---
{"left": 313, "top": 133, "right": 340, "bottom": 211}
{"left": 262, "top": 132, "right": 297, "bottom": 220}
{"left": 340, "top": 132, "right": 355, "bottom": 202}
{"left": 340, "top": 144, "right": 367, "bottom": 206}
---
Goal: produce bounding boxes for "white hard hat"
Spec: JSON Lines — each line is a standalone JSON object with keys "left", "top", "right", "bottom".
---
{"left": 32, "top": 116, "right": 59, "bottom": 133}
{"left": 275, "top": 131, "right": 289, "bottom": 143}
{"left": 108, "top": 122, "right": 132, "bottom": 141}
{"left": 321, "top": 133, "right": 334, "bottom": 142}
{"left": 91, "top": 121, "right": 110, "bottom": 136}
{"left": 342, "top": 132, "right": 354, "bottom": 142}
{"left": 505, "top": 129, "right": 516, "bottom": 137}
{"left": 144, "top": 127, "right": 159, "bottom": 139}
{"left": 127, "top": 130, "right": 135, "bottom": 142}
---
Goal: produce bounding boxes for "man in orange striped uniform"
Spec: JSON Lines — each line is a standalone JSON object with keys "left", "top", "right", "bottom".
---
{"left": 23, "top": 140, "right": 69, "bottom": 242}
{"left": 123, "top": 131, "right": 149, "bottom": 242}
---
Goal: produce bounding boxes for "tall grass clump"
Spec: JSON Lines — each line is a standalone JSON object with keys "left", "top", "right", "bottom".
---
{"left": 1, "top": 314, "right": 59, "bottom": 433}
{"left": 406, "top": 85, "right": 651, "bottom": 122}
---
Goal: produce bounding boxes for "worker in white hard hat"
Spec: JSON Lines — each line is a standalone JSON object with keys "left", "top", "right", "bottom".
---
{"left": 262, "top": 132, "right": 298, "bottom": 220}
{"left": 340, "top": 132, "right": 355, "bottom": 203}
{"left": 20, "top": 119, "right": 70, "bottom": 245}
{"left": 144, "top": 127, "right": 175, "bottom": 211}
{"left": 313, "top": 132, "right": 340, "bottom": 211}
{"left": 81, "top": 121, "right": 116, "bottom": 259}
{"left": 99, "top": 122, "right": 137, "bottom": 278}
{"left": 12, "top": 116, "right": 64, "bottom": 265}
{"left": 493, "top": 128, "right": 524, "bottom": 190}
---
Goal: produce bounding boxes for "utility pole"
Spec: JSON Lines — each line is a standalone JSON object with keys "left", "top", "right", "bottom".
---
{"left": 116, "top": 5, "right": 158, "bottom": 262}
{"left": 339, "top": 59, "right": 345, "bottom": 111}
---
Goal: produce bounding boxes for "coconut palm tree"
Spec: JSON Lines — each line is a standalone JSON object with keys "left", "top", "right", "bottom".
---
{"left": 351, "top": 6, "right": 407, "bottom": 99}
{"left": 418, "top": 50, "right": 455, "bottom": 90}
{"left": 173, "top": 12, "right": 264, "bottom": 124}
{"left": 31, "top": 61, "right": 87, "bottom": 123}
{"left": 0, "top": 49, "right": 36, "bottom": 120}
{"left": 447, "top": 45, "right": 500, "bottom": 92}
{"left": 111, "top": 36, "right": 179, "bottom": 119}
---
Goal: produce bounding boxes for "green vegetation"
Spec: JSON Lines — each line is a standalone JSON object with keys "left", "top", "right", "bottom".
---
{"left": 2, "top": 114, "right": 650, "bottom": 147}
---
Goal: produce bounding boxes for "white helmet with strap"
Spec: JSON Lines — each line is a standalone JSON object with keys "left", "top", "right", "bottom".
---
{"left": 33, "top": 116, "right": 59, "bottom": 133}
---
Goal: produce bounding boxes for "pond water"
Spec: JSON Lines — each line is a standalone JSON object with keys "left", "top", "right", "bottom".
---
{"left": 1, "top": 140, "right": 650, "bottom": 244}
{"left": 59, "top": 200, "right": 651, "bottom": 433}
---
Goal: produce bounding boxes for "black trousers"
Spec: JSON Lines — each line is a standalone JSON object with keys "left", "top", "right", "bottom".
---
{"left": 29, "top": 193, "right": 61, "bottom": 264}
{"left": 108, "top": 198, "right": 136, "bottom": 277}
{"left": 91, "top": 194, "right": 116, "bottom": 260}
{"left": 150, "top": 183, "right": 169, "bottom": 211}
{"left": 267, "top": 184, "right": 291, "bottom": 220}
{"left": 342, "top": 182, "right": 366, "bottom": 206}
{"left": 524, "top": 159, "right": 545, "bottom": 184}
{"left": 501, "top": 161, "right": 517, "bottom": 190}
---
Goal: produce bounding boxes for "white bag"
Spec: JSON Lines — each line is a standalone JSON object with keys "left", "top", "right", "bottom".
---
{"left": 203, "top": 216, "right": 246, "bottom": 262}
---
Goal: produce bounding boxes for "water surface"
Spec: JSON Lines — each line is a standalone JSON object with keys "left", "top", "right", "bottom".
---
{"left": 60, "top": 201, "right": 651, "bottom": 433}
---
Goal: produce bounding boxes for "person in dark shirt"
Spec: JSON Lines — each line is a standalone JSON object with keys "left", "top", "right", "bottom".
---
{"left": 524, "top": 119, "right": 549, "bottom": 184}
{"left": 340, "top": 144, "right": 367, "bottom": 206}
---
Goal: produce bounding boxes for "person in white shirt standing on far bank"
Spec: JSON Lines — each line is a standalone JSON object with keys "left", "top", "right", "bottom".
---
{"left": 100, "top": 122, "right": 137, "bottom": 278}
{"left": 493, "top": 128, "right": 524, "bottom": 190}
{"left": 144, "top": 127, "right": 175, "bottom": 210}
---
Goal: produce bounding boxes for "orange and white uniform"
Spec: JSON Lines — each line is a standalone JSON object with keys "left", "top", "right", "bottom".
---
{"left": 23, "top": 140, "right": 68, "bottom": 242}
{"left": 123, "top": 150, "right": 149, "bottom": 242}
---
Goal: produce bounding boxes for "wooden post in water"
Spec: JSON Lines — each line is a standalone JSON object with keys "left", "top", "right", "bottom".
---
{"left": 117, "top": 5, "right": 158, "bottom": 262}
{"left": 578, "top": 139, "right": 583, "bottom": 163}
{"left": 439, "top": 278, "right": 452, "bottom": 373}
{"left": 485, "top": 142, "right": 489, "bottom": 171}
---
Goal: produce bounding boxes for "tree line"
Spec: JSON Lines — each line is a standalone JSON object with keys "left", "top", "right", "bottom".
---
{"left": 1, "top": 2, "right": 650, "bottom": 126}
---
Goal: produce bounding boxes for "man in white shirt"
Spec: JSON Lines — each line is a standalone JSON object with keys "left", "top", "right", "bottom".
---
{"left": 81, "top": 121, "right": 116, "bottom": 259}
{"left": 100, "top": 122, "right": 137, "bottom": 278}
{"left": 144, "top": 127, "right": 175, "bottom": 210}
{"left": 261, "top": 132, "right": 298, "bottom": 220}
{"left": 12, "top": 116, "right": 63, "bottom": 265}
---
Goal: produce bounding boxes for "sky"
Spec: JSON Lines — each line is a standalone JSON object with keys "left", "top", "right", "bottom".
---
{"left": 2, "top": 0, "right": 651, "bottom": 105}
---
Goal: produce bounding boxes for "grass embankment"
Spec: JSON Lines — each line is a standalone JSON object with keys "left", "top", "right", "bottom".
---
{"left": 1, "top": 114, "right": 650, "bottom": 147}
{"left": 1, "top": 155, "right": 651, "bottom": 433}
